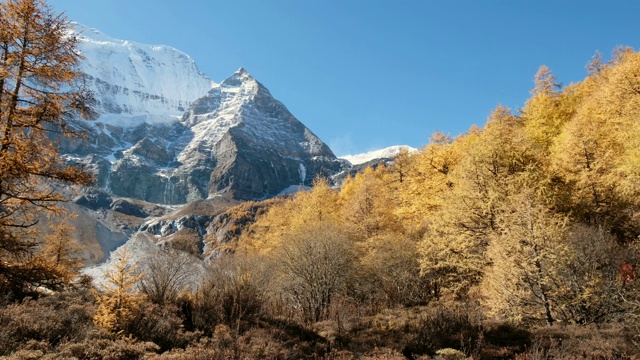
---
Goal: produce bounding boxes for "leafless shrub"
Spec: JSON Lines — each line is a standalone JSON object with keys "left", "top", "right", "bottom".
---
{"left": 138, "top": 248, "right": 201, "bottom": 305}
{"left": 519, "top": 324, "right": 636, "bottom": 360}
{"left": 56, "top": 334, "right": 160, "bottom": 359}
{"left": 192, "top": 254, "right": 267, "bottom": 333}
{"left": 0, "top": 290, "right": 95, "bottom": 355}
{"left": 272, "top": 222, "right": 355, "bottom": 324}
{"left": 125, "top": 299, "right": 191, "bottom": 352}
{"left": 405, "top": 303, "right": 484, "bottom": 358}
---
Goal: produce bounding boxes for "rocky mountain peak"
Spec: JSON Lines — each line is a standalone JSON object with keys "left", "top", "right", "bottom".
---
{"left": 220, "top": 67, "right": 254, "bottom": 87}
{"left": 176, "top": 68, "right": 343, "bottom": 200}
{"left": 61, "top": 26, "right": 345, "bottom": 205}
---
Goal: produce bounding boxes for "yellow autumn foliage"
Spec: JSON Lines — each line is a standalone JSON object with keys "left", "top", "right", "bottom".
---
{"left": 234, "top": 46, "right": 640, "bottom": 325}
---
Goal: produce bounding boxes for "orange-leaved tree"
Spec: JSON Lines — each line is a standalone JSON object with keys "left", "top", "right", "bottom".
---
{"left": 0, "top": 0, "right": 93, "bottom": 298}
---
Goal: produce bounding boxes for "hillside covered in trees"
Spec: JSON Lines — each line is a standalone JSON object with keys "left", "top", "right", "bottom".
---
{"left": 231, "top": 46, "right": 640, "bottom": 327}
{"left": 5, "top": 0, "right": 640, "bottom": 359}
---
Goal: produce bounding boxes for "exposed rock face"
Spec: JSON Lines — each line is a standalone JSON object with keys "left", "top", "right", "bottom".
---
{"left": 142, "top": 214, "right": 212, "bottom": 238}
{"left": 64, "top": 65, "right": 343, "bottom": 204}
{"left": 181, "top": 68, "right": 343, "bottom": 200}
{"left": 111, "top": 199, "right": 149, "bottom": 218}
{"left": 73, "top": 188, "right": 113, "bottom": 211}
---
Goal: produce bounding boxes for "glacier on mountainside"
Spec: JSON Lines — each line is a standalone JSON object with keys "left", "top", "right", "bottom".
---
{"left": 72, "top": 23, "right": 215, "bottom": 124}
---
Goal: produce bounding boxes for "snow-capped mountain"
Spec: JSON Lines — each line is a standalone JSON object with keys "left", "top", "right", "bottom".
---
{"left": 58, "top": 25, "right": 418, "bottom": 264}
{"left": 73, "top": 24, "right": 214, "bottom": 123}
{"left": 177, "top": 68, "right": 341, "bottom": 200}
{"left": 61, "top": 25, "right": 343, "bottom": 205}
{"left": 340, "top": 145, "right": 418, "bottom": 166}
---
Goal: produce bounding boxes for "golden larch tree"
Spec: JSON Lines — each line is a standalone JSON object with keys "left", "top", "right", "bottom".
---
{"left": 419, "top": 106, "right": 529, "bottom": 296}
{"left": 481, "top": 187, "right": 570, "bottom": 325}
{"left": 93, "top": 248, "right": 144, "bottom": 335}
{"left": 38, "top": 218, "right": 84, "bottom": 286}
{"left": 0, "top": 0, "right": 92, "bottom": 298}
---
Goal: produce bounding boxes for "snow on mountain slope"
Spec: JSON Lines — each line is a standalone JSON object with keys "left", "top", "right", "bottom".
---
{"left": 175, "top": 67, "right": 342, "bottom": 200}
{"left": 340, "top": 145, "right": 418, "bottom": 165}
{"left": 73, "top": 23, "right": 214, "bottom": 123}
{"left": 176, "top": 68, "right": 253, "bottom": 166}
{"left": 61, "top": 61, "right": 342, "bottom": 204}
{"left": 178, "top": 68, "right": 332, "bottom": 168}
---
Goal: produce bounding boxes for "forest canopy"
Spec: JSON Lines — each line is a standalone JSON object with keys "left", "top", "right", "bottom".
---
{"left": 238, "top": 47, "right": 640, "bottom": 327}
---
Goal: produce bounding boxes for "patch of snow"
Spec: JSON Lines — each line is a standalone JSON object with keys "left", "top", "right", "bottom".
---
{"left": 298, "top": 163, "right": 306, "bottom": 184}
{"left": 71, "top": 23, "right": 215, "bottom": 123}
{"left": 340, "top": 145, "right": 418, "bottom": 165}
{"left": 96, "top": 114, "right": 182, "bottom": 128}
{"left": 177, "top": 69, "right": 260, "bottom": 164}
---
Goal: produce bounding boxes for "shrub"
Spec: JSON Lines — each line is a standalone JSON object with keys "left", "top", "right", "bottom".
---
{"left": 0, "top": 290, "right": 95, "bottom": 355}
{"left": 56, "top": 335, "right": 160, "bottom": 360}
{"left": 125, "top": 299, "right": 190, "bottom": 351}
{"left": 272, "top": 222, "right": 355, "bottom": 324}
{"left": 192, "top": 255, "right": 266, "bottom": 333}
{"left": 404, "top": 303, "right": 483, "bottom": 357}
{"left": 480, "top": 321, "right": 531, "bottom": 358}
{"left": 518, "top": 324, "right": 636, "bottom": 359}
{"left": 138, "top": 248, "right": 200, "bottom": 305}
{"left": 141, "top": 338, "right": 230, "bottom": 360}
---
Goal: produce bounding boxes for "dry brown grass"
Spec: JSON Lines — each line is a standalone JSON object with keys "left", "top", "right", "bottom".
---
{"left": 0, "top": 290, "right": 95, "bottom": 356}
{"left": 516, "top": 324, "right": 637, "bottom": 360}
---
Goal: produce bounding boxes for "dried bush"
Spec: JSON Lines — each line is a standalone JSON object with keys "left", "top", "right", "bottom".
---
{"left": 0, "top": 290, "right": 95, "bottom": 355}
{"left": 272, "top": 222, "right": 356, "bottom": 324}
{"left": 404, "top": 303, "right": 483, "bottom": 357}
{"left": 141, "top": 343, "right": 230, "bottom": 360}
{"left": 143, "top": 319, "right": 329, "bottom": 360}
{"left": 479, "top": 321, "right": 531, "bottom": 358}
{"left": 233, "top": 319, "right": 330, "bottom": 359}
{"left": 138, "top": 248, "right": 200, "bottom": 305}
{"left": 125, "top": 299, "right": 191, "bottom": 352}
{"left": 56, "top": 334, "right": 160, "bottom": 360}
{"left": 192, "top": 255, "right": 266, "bottom": 333}
{"left": 517, "top": 324, "right": 637, "bottom": 359}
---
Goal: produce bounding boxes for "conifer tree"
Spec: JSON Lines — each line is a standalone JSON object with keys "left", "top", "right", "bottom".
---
{"left": 531, "top": 65, "right": 561, "bottom": 96}
{"left": 339, "top": 167, "right": 401, "bottom": 240}
{"left": 394, "top": 131, "right": 455, "bottom": 231}
{"left": 240, "top": 178, "right": 340, "bottom": 254}
{"left": 419, "top": 106, "right": 527, "bottom": 296}
{"left": 38, "top": 218, "right": 84, "bottom": 286}
{"left": 93, "top": 248, "right": 143, "bottom": 335}
{"left": 481, "top": 187, "right": 570, "bottom": 325}
{"left": 0, "top": 0, "right": 92, "bottom": 298}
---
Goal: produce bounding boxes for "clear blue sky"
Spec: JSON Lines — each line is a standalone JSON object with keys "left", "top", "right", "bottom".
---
{"left": 48, "top": 0, "right": 640, "bottom": 156}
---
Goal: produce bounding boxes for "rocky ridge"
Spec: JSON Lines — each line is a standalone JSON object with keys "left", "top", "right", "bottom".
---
{"left": 64, "top": 25, "right": 343, "bottom": 205}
